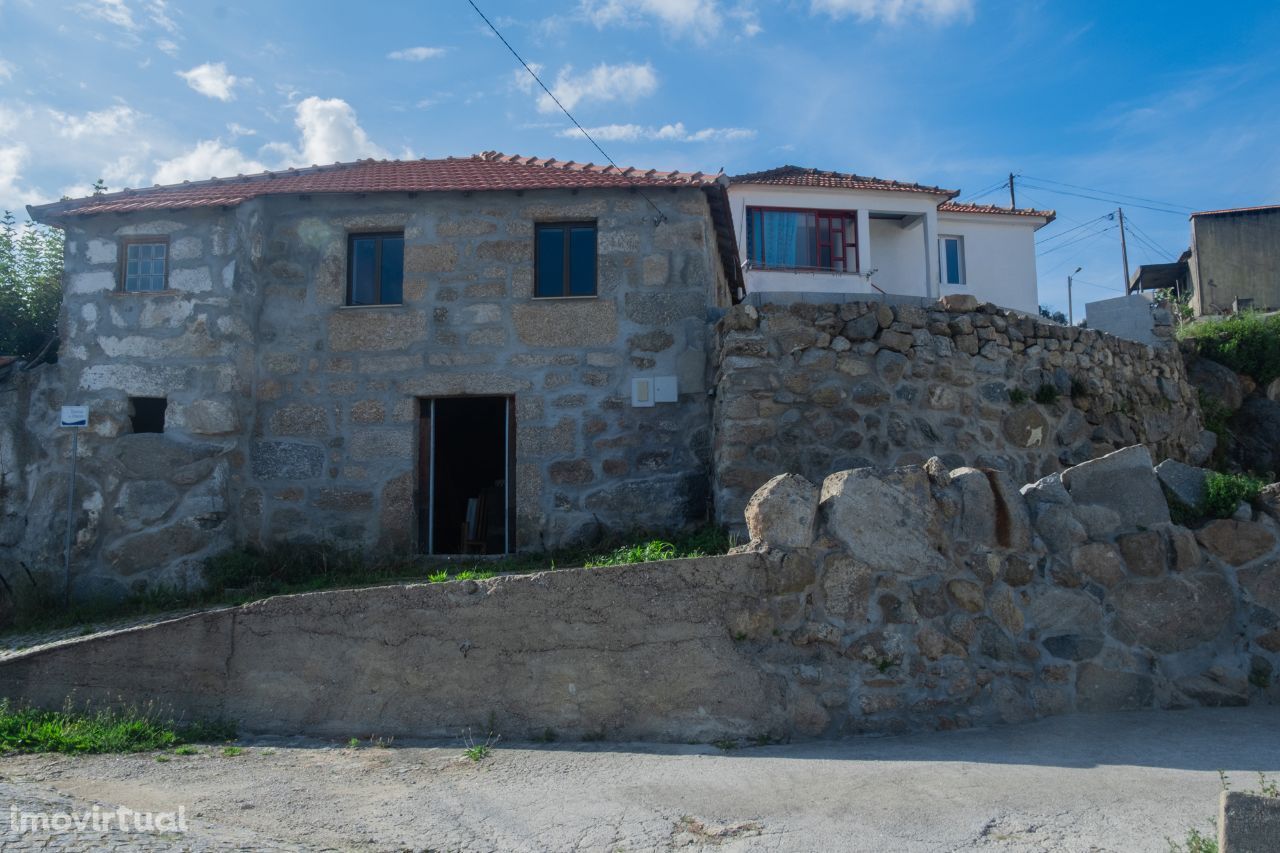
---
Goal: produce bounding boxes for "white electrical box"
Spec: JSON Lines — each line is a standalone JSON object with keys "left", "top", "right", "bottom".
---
{"left": 631, "top": 378, "right": 655, "bottom": 408}
{"left": 654, "top": 376, "right": 678, "bottom": 403}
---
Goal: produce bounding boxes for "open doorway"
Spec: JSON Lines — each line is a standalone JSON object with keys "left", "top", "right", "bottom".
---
{"left": 418, "top": 396, "right": 515, "bottom": 555}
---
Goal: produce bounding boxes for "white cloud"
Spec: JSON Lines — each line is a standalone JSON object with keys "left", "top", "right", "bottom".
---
{"left": 156, "top": 38, "right": 179, "bottom": 56}
{"left": 579, "top": 0, "right": 760, "bottom": 39}
{"left": 152, "top": 139, "right": 266, "bottom": 185}
{"left": 226, "top": 122, "right": 256, "bottom": 137}
{"left": 0, "top": 58, "right": 14, "bottom": 83}
{"left": 145, "top": 0, "right": 179, "bottom": 33}
{"left": 520, "top": 62, "right": 658, "bottom": 114}
{"left": 80, "top": 0, "right": 138, "bottom": 32}
{"left": 0, "top": 144, "right": 45, "bottom": 213}
{"left": 810, "top": 0, "right": 974, "bottom": 24}
{"left": 51, "top": 104, "right": 139, "bottom": 139}
{"left": 262, "top": 96, "right": 389, "bottom": 166}
{"left": 559, "top": 121, "right": 755, "bottom": 142}
{"left": 387, "top": 46, "right": 446, "bottom": 61}
{"left": 176, "top": 62, "right": 241, "bottom": 101}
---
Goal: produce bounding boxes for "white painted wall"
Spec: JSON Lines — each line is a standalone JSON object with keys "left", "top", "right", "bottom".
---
{"left": 936, "top": 212, "right": 1042, "bottom": 314}
{"left": 728, "top": 184, "right": 942, "bottom": 297}
{"left": 728, "top": 183, "right": 1045, "bottom": 312}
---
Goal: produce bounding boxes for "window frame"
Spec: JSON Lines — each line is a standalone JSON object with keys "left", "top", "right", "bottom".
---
{"left": 118, "top": 237, "right": 171, "bottom": 293}
{"left": 938, "top": 234, "right": 966, "bottom": 286}
{"left": 745, "top": 206, "right": 859, "bottom": 274}
{"left": 533, "top": 220, "right": 598, "bottom": 299}
{"left": 346, "top": 231, "right": 406, "bottom": 307}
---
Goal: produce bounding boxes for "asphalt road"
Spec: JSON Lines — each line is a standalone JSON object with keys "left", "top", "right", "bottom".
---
{"left": 3, "top": 706, "right": 1277, "bottom": 851}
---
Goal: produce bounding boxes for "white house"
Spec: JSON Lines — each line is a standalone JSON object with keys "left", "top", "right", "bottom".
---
{"left": 726, "top": 166, "right": 1054, "bottom": 315}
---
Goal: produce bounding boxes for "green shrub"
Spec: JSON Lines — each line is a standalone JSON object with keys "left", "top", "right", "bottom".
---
{"left": 1034, "top": 384, "right": 1060, "bottom": 405}
{"left": 1180, "top": 311, "right": 1280, "bottom": 385}
{"left": 1202, "top": 472, "right": 1266, "bottom": 519}
{"left": 1008, "top": 387, "right": 1029, "bottom": 405}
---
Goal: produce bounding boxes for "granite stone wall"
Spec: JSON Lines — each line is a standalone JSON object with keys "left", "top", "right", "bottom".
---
{"left": 711, "top": 295, "right": 1212, "bottom": 533}
{"left": 2, "top": 446, "right": 1275, "bottom": 741}
{"left": 2, "top": 187, "right": 726, "bottom": 601}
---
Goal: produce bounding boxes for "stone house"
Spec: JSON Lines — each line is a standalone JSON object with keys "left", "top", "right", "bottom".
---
{"left": 13, "top": 152, "right": 740, "bottom": 595}
{"left": 1187, "top": 204, "right": 1280, "bottom": 315}
{"left": 727, "top": 166, "right": 1054, "bottom": 315}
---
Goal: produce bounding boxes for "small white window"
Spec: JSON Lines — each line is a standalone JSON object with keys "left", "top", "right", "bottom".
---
{"left": 938, "top": 235, "right": 965, "bottom": 286}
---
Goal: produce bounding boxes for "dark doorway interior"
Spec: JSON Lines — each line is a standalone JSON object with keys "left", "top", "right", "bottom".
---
{"left": 421, "top": 396, "right": 512, "bottom": 555}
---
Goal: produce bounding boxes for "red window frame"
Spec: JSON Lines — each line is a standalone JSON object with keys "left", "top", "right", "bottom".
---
{"left": 746, "top": 206, "right": 859, "bottom": 273}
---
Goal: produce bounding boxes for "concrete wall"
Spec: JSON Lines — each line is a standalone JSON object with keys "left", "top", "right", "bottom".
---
{"left": 1, "top": 447, "right": 1277, "bottom": 742}
{"left": 1191, "top": 208, "right": 1280, "bottom": 315}
{"left": 3, "top": 187, "right": 725, "bottom": 600}
{"left": 1085, "top": 293, "right": 1176, "bottom": 346}
{"left": 935, "top": 211, "right": 1042, "bottom": 315}
{"left": 711, "top": 297, "right": 1210, "bottom": 534}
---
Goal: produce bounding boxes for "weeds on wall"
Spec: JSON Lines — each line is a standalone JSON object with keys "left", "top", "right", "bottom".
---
{"left": 1179, "top": 311, "right": 1280, "bottom": 386}
{"left": 1, "top": 525, "right": 733, "bottom": 637}
{"left": 1202, "top": 472, "right": 1267, "bottom": 519}
{"left": 1033, "top": 384, "right": 1060, "bottom": 405}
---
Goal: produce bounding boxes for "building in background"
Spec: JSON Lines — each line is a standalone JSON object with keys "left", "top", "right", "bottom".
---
{"left": 726, "top": 166, "right": 1054, "bottom": 314}
{"left": 1188, "top": 204, "right": 1280, "bottom": 315}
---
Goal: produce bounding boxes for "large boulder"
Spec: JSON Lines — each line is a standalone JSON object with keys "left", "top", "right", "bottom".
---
{"left": 744, "top": 473, "right": 819, "bottom": 550}
{"left": 1111, "top": 571, "right": 1235, "bottom": 653}
{"left": 1230, "top": 396, "right": 1280, "bottom": 476}
{"left": 1076, "top": 664, "right": 1154, "bottom": 712}
{"left": 1154, "top": 459, "right": 1208, "bottom": 513}
{"left": 1196, "top": 520, "right": 1277, "bottom": 566}
{"left": 820, "top": 466, "right": 948, "bottom": 576}
{"left": 1060, "top": 445, "right": 1170, "bottom": 530}
{"left": 1187, "top": 356, "right": 1245, "bottom": 413}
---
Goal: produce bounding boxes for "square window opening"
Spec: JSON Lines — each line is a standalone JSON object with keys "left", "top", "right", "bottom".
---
{"left": 121, "top": 239, "right": 169, "bottom": 292}
{"left": 745, "top": 207, "right": 858, "bottom": 273}
{"left": 129, "top": 397, "right": 167, "bottom": 434}
{"left": 535, "top": 221, "right": 597, "bottom": 297}
{"left": 347, "top": 232, "right": 405, "bottom": 306}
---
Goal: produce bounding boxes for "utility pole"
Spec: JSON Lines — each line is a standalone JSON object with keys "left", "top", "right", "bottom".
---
{"left": 1117, "top": 207, "right": 1131, "bottom": 291}
{"left": 1068, "top": 266, "right": 1082, "bottom": 326}
{"left": 1008, "top": 173, "right": 1017, "bottom": 209}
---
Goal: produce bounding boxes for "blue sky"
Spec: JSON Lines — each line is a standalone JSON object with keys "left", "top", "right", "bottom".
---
{"left": 1, "top": 0, "right": 1278, "bottom": 316}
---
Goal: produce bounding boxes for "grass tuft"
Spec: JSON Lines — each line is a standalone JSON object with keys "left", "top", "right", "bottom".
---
{"left": 1202, "top": 471, "right": 1266, "bottom": 519}
{"left": 0, "top": 698, "right": 235, "bottom": 755}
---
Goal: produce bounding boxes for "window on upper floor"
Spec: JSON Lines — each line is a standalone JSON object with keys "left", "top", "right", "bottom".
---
{"left": 745, "top": 207, "right": 857, "bottom": 273}
{"left": 535, "top": 221, "right": 597, "bottom": 297}
{"left": 348, "top": 232, "right": 404, "bottom": 306}
{"left": 938, "top": 235, "right": 966, "bottom": 286}
{"left": 121, "top": 239, "right": 169, "bottom": 292}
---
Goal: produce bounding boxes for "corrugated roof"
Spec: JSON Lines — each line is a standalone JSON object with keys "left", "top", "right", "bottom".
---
{"left": 1190, "top": 203, "right": 1280, "bottom": 218}
{"left": 939, "top": 200, "right": 1055, "bottom": 221}
{"left": 28, "top": 151, "right": 723, "bottom": 220}
{"left": 728, "top": 165, "right": 958, "bottom": 198}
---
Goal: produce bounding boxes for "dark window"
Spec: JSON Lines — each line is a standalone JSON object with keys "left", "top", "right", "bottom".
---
{"left": 535, "top": 222, "right": 597, "bottom": 297}
{"left": 745, "top": 207, "right": 857, "bottom": 272}
{"left": 129, "top": 397, "right": 167, "bottom": 433}
{"left": 938, "top": 235, "right": 966, "bottom": 285}
{"left": 121, "top": 239, "right": 169, "bottom": 292}
{"left": 347, "top": 232, "right": 404, "bottom": 305}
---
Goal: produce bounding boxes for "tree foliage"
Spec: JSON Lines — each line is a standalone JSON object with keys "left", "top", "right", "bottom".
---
{"left": 0, "top": 210, "right": 64, "bottom": 361}
{"left": 1039, "top": 305, "right": 1068, "bottom": 325}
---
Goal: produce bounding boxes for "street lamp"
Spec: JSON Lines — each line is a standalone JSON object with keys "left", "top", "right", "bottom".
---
{"left": 1068, "top": 267, "right": 1082, "bottom": 326}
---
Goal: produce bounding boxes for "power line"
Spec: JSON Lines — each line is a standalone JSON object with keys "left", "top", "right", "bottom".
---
{"left": 1036, "top": 212, "right": 1115, "bottom": 246}
{"left": 465, "top": 0, "right": 668, "bottom": 224}
{"left": 957, "top": 179, "right": 1009, "bottom": 204}
{"left": 1019, "top": 175, "right": 1194, "bottom": 212}
{"left": 1036, "top": 223, "right": 1118, "bottom": 256}
{"left": 1017, "top": 181, "right": 1188, "bottom": 216}
{"left": 1125, "top": 216, "right": 1176, "bottom": 259}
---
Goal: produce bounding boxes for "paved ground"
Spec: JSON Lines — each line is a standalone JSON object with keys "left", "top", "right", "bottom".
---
{"left": 1, "top": 706, "right": 1277, "bottom": 851}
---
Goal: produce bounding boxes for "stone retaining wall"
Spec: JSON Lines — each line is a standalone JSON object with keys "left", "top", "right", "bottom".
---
{"left": 1, "top": 446, "right": 1276, "bottom": 740}
{"left": 711, "top": 295, "right": 1211, "bottom": 532}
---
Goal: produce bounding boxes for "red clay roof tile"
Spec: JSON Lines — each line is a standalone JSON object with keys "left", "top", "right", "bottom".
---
{"left": 939, "top": 200, "right": 1055, "bottom": 221}
{"left": 728, "top": 165, "right": 958, "bottom": 198}
{"left": 29, "top": 152, "right": 723, "bottom": 219}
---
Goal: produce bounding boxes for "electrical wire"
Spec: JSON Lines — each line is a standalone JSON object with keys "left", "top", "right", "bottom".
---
{"left": 1036, "top": 212, "right": 1115, "bottom": 246}
{"left": 465, "top": 0, "right": 668, "bottom": 223}
{"left": 1036, "top": 223, "right": 1118, "bottom": 257}
{"left": 957, "top": 178, "right": 1010, "bottom": 204}
{"left": 1125, "top": 216, "right": 1177, "bottom": 259}
{"left": 1017, "top": 181, "right": 1188, "bottom": 216}
{"left": 1019, "top": 175, "right": 1194, "bottom": 212}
